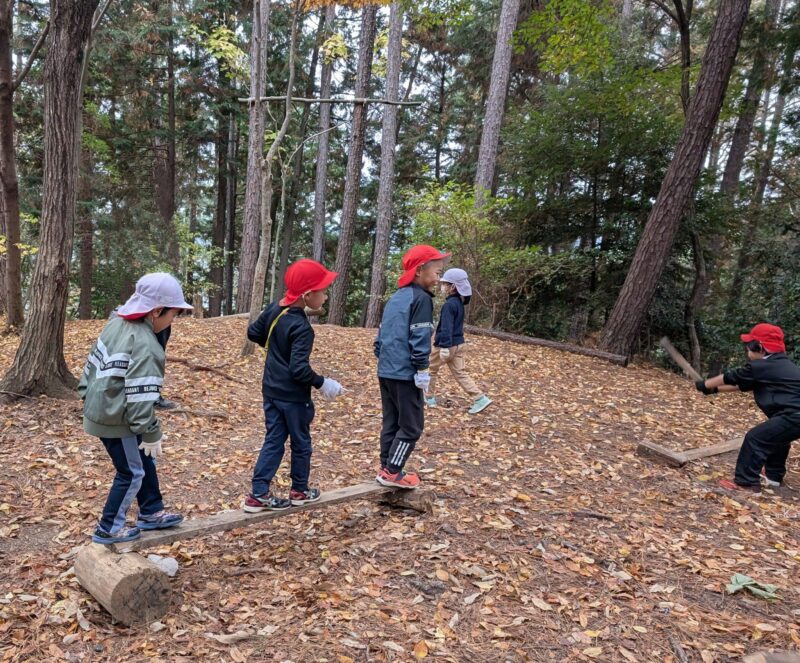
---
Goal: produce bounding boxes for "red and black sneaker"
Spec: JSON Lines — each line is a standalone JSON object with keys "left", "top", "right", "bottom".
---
{"left": 376, "top": 467, "right": 420, "bottom": 489}
{"left": 243, "top": 493, "right": 291, "bottom": 512}
{"left": 289, "top": 488, "right": 322, "bottom": 506}
{"left": 718, "top": 478, "right": 762, "bottom": 496}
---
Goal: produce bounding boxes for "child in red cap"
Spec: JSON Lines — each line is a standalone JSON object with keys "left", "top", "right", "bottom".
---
{"left": 243, "top": 259, "right": 343, "bottom": 511}
{"left": 373, "top": 245, "right": 450, "bottom": 488}
{"left": 695, "top": 323, "right": 800, "bottom": 494}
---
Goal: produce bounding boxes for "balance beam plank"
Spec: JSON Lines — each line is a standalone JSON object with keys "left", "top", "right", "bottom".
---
{"left": 636, "top": 441, "right": 689, "bottom": 467}
{"left": 681, "top": 436, "right": 743, "bottom": 461}
{"left": 112, "top": 482, "right": 428, "bottom": 553}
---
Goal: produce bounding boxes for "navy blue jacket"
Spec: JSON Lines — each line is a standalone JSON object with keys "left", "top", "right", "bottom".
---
{"left": 724, "top": 353, "right": 800, "bottom": 417}
{"left": 374, "top": 284, "right": 434, "bottom": 380}
{"left": 434, "top": 294, "right": 466, "bottom": 348}
{"left": 248, "top": 303, "right": 324, "bottom": 403}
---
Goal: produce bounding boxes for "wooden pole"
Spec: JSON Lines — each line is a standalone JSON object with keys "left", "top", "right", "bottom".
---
{"left": 659, "top": 336, "right": 703, "bottom": 381}
{"left": 636, "top": 436, "right": 743, "bottom": 467}
{"left": 238, "top": 95, "right": 423, "bottom": 106}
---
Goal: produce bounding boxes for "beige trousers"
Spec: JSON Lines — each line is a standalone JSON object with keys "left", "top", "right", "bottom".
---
{"left": 429, "top": 344, "right": 481, "bottom": 399}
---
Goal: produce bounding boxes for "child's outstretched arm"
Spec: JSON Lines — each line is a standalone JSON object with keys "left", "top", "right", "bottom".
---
{"left": 696, "top": 374, "right": 740, "bottom": 394}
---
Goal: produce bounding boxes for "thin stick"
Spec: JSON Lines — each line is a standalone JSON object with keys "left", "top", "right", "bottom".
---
{"left": 13, "top": 21, "right": 50, "bottom": 90}
{"left": 238, "top": 96, "right": 423, "bottom": 106}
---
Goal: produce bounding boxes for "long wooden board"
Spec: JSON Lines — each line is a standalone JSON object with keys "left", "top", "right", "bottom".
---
{"left": 636, "top": 437, "right": 743, "bottom": 467}
{"left": 112, "top": 482, "right": 424, "bottom": 553}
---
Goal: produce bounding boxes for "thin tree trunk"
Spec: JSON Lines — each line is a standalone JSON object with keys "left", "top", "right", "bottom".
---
{"left": 473, "top": 0, "right": 521, "bottom": 203}
{"left": 1, "top": 0, "right": 100, "bottom": 398}
{"left": 209, "top": 91, "right": 229, "bottom": 317}
{"left": 242, "top": 0, "right": 300, "bottom": 356}
{"left": 719, "top": 0, "right": 780, "bottom": 197}
{"left": 311, "top": 3, "right": 336, "bottom": 264}
{"left": 224, "top": 111, "right": 238, "bottom": 315}
{"left": 364, "top": 1, "right": 403, "bottom": 328}
{"left": 275, "top": 8, "right": 326, "bottom": 300}
{"left": 237, "top": 0, "right": 271, "bottom": 312}
{"left": 77, "top": 146, "right": 93, "bottom": 319}
{"left": 598, "top": 0, "right": 751, "bottom": 357}
{"left": 327, "top": 4, "right": 378, "bottom": 326}
{"left": 0, "top": 0, "right": 24, "bottom": 329}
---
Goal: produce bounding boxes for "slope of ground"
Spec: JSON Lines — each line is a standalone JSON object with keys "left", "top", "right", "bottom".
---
{"left": 1, "top": 317, "right": 798, "bottom": 662}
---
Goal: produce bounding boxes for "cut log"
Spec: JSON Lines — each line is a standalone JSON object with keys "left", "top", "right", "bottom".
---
{"left": 636, "top": 437, "right": 743, "bottom": 467}
{"left": 113, "top": 482, "right": 433, "bottom": 553}
{"left": 463, "top": 325, "right": 628, "bottom": 366}
{"left": 658, "top": 336, "right": 703, "bottom": 381}
{"left": 74, "top": 544, "right": 171, "bottom": 626}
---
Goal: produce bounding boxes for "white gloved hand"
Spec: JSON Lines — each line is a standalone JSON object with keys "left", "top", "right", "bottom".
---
{"left": 439, "top": 347, "right": 451, "bottom": 361}
{"left": 139, "top": 439, "right": 163, "bottom": 459}
{"left": 320, "top": 377, "right": 343, "bottom": 401}
{"left": 414, "top": 370, "right": 431, "bottom": 393}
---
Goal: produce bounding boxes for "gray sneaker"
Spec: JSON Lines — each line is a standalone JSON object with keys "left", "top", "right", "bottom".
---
{"left": 154, "top": 396, "right": 177, "bottom": 410}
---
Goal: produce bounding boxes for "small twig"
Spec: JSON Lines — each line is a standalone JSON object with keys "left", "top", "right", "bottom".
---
{"left": 0, "top": 390, "right": 36, "bottom": 400}
{"left": 13, "top": 20, "right": 50, "bottom": 90}
{"left": 668, "top": 635, "right": 689, "bottom": 663}
{"left": 169, "top": 357, "right": 245, "bottom": 384}
{"left": 550, "top": 510, "right": 614, "bottom": 521}
{"left": 164, "top": 408, "right": 229, "bottom": 419}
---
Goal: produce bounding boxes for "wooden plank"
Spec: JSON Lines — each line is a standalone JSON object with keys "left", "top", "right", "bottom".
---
{"left": 463, "top": 325, "right": 629, "bottom": 366}
{"left": 682, "top": 436, "right": 743, "bottom": 461}
{"left": 658, "top": 336, "right": 703, "bottom": 382}
{"left": 636, "top": 441, "right": 689, "bottom": 467}
{"left": 113, "top": 483, "right": 420, "bottom": 553}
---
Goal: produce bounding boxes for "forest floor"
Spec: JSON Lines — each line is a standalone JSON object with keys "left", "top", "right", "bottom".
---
{"left": 1, "top": 316, "right": 799, "bottom": 663}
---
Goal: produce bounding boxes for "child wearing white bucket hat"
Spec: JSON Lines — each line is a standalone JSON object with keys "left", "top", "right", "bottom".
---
{"left": 78, "top": 273, "right": 192, "bottom": 545}
{"left": 427, "top": 268, "right": 492, "bottom": 414}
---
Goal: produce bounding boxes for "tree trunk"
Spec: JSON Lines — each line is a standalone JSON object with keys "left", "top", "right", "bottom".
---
{"left": 237, "top": 0, "right": 271, "bottom": 313}
{"left": 77, "top": 146, "right": 93, "bottom": 319}
{"left": 152, "top": 0, "right": 178, "bottom": 272}
{"left": 364, "top": 1, "right": 402, "bottom": 329}
{"left": 275, "top": 8, "right": 326, "bottom": 300}
{"left": 0, "top": 0, "right": 25, "bottom": 329}
{"left": 327, "top": 4, "right": 378, "bottom": 326}
{"left": 224, "top": 110, "right": 238, "bottom": 315}
{"left": 719, "top": 0, "right": 780, "bottom": 197}
{"left": 209, "top": 95, "right": 229, "bottom": 318}
{"left": 242, "top": 0, "right": 300, "bottom": 356}
{"left": 473, "top": 0, "right": 520, "bottom": 203}
{"left": 0, "top": 0, "right": 100, "bottom": 399}
{"left": 598, "top": 0, "right": 751, "bottom": 357}
{"left": 311, "top": 3, "right": 336, "bottom": 264}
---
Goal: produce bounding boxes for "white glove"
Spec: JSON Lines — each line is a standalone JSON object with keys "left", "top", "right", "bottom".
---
{"left": 439, "top": 347, "right": 451, "bottom": 361}
{"left": 138, "top": 439, "right": 163, "bottom": 459}
{"left": 320, "top": 377, "right": 343, "bottom": 401}
{"left": 414, "top": 370, "right": 431, "bottom": 393}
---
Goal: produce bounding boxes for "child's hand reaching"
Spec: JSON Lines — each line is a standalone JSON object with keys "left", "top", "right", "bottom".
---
{"left": 439, "top": 348, "right": 451, "bottom": 361}
{"left": 320, "top": 378, "right": 343, "bottom": 401}
{"left": 139, "top": 438, "right": 164, "bottom": 459}
{"left": 414, "top": 370, "right": 431, "bottom": 393}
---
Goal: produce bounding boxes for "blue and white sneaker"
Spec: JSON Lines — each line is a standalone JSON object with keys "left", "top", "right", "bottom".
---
{"left": 468, "top": 395, "right": 492, "bottom": 415}
{"left": 136, "top": 510, "right": 184, "bottom": 530}
{"left": 92, "top": 525, "right": 141, "bottom": 545}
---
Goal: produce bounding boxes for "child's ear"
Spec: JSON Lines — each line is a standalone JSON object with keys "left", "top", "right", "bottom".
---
{"left": 152, "top": 307, "right": 164, "bottom": 318}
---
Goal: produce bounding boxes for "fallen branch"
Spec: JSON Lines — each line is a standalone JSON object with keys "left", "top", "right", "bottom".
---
{"left": 164, "top": 408, "right": 229, "bottom": 419}
{"left": 668, "top": 635, "right": 689, "bottom": 663}
{"left": 636, "top": 437, "right": 743, "bottom": 467}
{"left": 550, "top": 510, "right": 614, "bottom": 521}
{"left": 168, "top": 357, "right": 245, "bottom": 384}
{"left": 463, "top": 325, "right": 628, "bottom": 366}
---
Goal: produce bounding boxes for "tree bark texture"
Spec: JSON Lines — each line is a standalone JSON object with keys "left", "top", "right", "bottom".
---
{"left": 209, "top": 96, "right": 229, "bottom": 317}
{"left": 77, "top": 146, "right": 93, "bottom": 319}
{"left": 598, "top": 0, "right": 751, "bottom": 357}
{"left": 224, "top": 110, "right": 238, "bottom": 315}
{"left": 237, "top": 0, "right": 271, "bottom": 313}
{"left": 0, "top": 0, "right": 25, "bottom": 328}
{"left": 364, "top": 1, "right": 402, "bottom": 329}
{"left": 473, "top": 0, "right": 520, "bottom": 202}
{"left": 0, "top": 0, "right": 100, "bottom": 398}
{"left": 327, "top": 4, "right": 378, "bottom": 326}
{"left": 311, "top": 3, "right": 336, "bottom": 264}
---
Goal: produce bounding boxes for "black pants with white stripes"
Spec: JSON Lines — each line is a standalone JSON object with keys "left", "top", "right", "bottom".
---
{"left": 379, "top": 377, "right": 424, "bottom": 473}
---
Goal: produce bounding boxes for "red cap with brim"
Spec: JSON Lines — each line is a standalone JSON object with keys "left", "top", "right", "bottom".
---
{"left": 280, "top": 259, "right": 338, "bottom": 306}
{"left": 397, "top": 245, "right": 451, "bottom": 287}
{"left": 740, "top": 322, "right": 786, "bottom": 353}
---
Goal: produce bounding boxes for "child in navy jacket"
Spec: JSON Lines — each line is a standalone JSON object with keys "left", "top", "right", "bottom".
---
{"left": 427, "top": 268, "right": 492, "bottom": 414}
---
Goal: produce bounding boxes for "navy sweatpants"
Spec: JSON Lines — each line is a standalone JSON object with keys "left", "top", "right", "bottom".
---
{"left": 734, "top": 411, "right": 800, "bottom": 487}
{"left": 379, "top": 377, "right": 424, "bottom": 473}
{"left": 98, "top": 436, "right": 163, "bottom": 534}
{"left": 251, "top": 398, "right": 315, "bottom": 496}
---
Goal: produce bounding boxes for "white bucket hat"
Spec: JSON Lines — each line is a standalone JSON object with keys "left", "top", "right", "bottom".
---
{"left": 117, "top": 272, "right": 193, "bottom": 317}
{"left": 441, "top": 268, "right": 472, "bottom": 297}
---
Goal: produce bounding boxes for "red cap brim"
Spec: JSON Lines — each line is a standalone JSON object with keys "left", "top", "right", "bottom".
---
{"left": 740, "top": 333, "right": 755, "bottom": 343}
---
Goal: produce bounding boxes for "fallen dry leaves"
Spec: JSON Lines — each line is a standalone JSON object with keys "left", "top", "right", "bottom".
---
{"left": 1, "top": 317, "right": 799, "bottom": 662}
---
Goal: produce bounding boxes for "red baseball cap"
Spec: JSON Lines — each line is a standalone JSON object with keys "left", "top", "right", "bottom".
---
{"left": 740, "top": 323, "right": 786, "bottom": 353}
{"left": 280, "top": 259, "right": 338, "bottom": 306}
{"left": 397, "top": 245, "right": 451, "bottom": 287}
